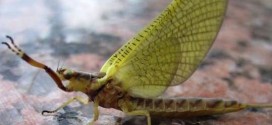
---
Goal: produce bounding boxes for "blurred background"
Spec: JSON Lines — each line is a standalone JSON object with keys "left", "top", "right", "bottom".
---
{"left": 0, "top": 0, "right": 272, "bottom": 125}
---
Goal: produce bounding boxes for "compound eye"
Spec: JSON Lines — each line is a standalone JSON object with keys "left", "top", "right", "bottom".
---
{"left": 63, "top": 69, "right": 74, "bottom": 80}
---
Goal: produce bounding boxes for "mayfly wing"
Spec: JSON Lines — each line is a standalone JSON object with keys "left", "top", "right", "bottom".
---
{"left": 100, "top": 0, "right": 228, "bottom": 98}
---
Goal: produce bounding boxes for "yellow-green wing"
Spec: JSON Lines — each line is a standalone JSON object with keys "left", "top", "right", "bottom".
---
{"left": 100, "top": 0, "right": 228, "bottom": 98}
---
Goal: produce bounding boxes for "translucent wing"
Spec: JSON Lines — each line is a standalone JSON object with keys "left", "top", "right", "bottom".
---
{"left": 100, "top": 0, "right": 228, "bottom": 98}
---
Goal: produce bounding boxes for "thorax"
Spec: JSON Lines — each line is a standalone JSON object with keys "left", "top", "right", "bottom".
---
{"left": 87, "top": 80, "right": 127, "bottom": 110}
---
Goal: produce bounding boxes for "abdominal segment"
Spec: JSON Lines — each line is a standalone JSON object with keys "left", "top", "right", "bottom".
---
{"left": 130, "top": 97, "right": 246, "bottom": 118}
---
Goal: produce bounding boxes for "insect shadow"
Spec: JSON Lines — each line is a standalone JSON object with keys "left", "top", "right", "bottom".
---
{"left": 119, "top": 115, "right": 219, "bottom": 125}
{"left": 49, "top": 106, "right": 89, "bottom": 125}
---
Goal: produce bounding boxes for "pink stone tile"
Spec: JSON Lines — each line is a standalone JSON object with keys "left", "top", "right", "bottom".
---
{"left": 66, "top": 53, "right": 104, "bottom": 71}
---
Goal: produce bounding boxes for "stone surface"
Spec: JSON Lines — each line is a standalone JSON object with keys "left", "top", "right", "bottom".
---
{"left": 0, "top": 0, "right": 271, "bottom": 125}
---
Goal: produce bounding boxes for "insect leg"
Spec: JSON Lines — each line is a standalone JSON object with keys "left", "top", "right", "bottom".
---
{"left": 88, "top": 99, "right": 99, "bottom": 125}
{"left": 2, "top": 35, "right": 70, "bottom": 92}
{"left": 119, "top": 100, "right": 151, "bottom": 125}
{"left": 42, "top": 96, "right": 89, "bottom": 115}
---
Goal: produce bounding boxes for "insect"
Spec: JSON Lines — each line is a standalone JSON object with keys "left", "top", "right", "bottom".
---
{"left": 2, "top": 0, "right": 272, "bottom": 125}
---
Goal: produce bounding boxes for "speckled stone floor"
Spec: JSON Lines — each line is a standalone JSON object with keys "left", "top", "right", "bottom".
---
{"left": 0, "top": 0, "right": 271, "bottom": 125}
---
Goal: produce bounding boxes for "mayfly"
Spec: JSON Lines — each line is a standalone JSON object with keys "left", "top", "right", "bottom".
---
{"left": 2, "top": 0, "right": 272, "bottom": 125}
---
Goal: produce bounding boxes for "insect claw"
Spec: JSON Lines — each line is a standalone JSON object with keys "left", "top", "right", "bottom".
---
{"left": 2, "top": 37, "right": 22, "bottom": 56}
{"left": 5, "top": 35, "right": 14, "bottom": 44}
{"left": 1, "top": 42, "right": 12, "bottom": 49}
{"left": 42, "top": 110, "right": 61, "bottom": 117}
{"left": 42, "top": 110, "right": 57, "bottom": 116}
{"left": 5, "top": 35, "right": 23, "bottom": 52}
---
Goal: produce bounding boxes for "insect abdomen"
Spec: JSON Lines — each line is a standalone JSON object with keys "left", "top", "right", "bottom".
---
{"left": 130, "top": 97, "right": 247, "bottom": 118}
